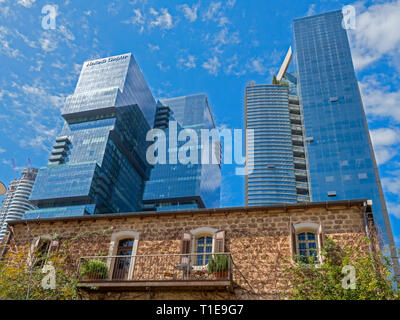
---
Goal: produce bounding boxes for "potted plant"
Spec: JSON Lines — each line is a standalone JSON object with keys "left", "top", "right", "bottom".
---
{"left": 207, "top": 254, "right": 229, "bottom": 280}
{"left": 80, "top": 260, "right": 109, "bottom": 280}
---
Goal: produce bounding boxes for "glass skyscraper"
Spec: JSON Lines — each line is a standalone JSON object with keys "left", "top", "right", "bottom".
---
{"left": 245, "top": 72, "right": 311, "bottom": 206}
{"left": 143, "top": 94, "right": 221, "bottom": 211}
{"left": 26, "top": 53, "right": 156, "bottom": 219}
{"left": 0, "top": 167, "right": 38, "bottom": 239}
{"left": 293, "top": 11, "right": 396, "bottom": 251}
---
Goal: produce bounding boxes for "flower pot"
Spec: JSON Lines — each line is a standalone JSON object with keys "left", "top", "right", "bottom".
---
{"left": 213, "top": 270, "right": 228, "bottom": 280}
{"left": 87, "top": 273, "right": 104, "bottom": 280}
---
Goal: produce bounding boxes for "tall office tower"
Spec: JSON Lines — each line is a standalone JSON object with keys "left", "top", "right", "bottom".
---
{"left": 245, "top": 49, "right": 311, "bottom": 206}
{"left": 0, "top": 167, "right": 38, "bottom": 239}
{"left": 143, "top": 94, "right": 221, "bottom": 211}
{"left": 293, "top": 11, "right": 396, "bottom": 252}
{"left": 26, "top": 53, "right": 156, "bottom": 219}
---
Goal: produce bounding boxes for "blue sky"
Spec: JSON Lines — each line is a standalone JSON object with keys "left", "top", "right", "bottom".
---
{"left": 0, "top": 0, "right": 400, "bottom": 244}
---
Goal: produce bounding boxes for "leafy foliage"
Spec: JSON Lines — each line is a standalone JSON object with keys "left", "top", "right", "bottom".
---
{"left": 208, "top": 254, "right": 229, "bottom": 274}
{"left": 0, "top": 246, "right": 78, "bottom": 300}
{"left": 80, "top": 260, "right": 108, "bottom": 279}
{"left": 284, "top": 238, "right": 399, "bottom": 300}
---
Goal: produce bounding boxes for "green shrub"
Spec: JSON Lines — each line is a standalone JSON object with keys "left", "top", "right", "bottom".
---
{"left": 80, "top": 260, "right": 108, "bottom": 279}
{"left": 208, "top": 255, "right": 229, "bottom": 274}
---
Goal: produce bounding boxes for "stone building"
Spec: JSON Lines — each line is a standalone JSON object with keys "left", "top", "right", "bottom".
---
{"left": 1, "top": 199, "right": 376, "bottom": 300}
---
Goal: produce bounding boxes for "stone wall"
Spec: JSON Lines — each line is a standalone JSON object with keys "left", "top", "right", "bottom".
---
{"left": 4, "top": 201, "right": 372, "bottom": 300}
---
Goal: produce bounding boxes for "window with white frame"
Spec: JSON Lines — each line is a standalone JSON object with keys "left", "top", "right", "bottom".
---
{"left": 107, "top": 231, "right": 140, "bottom": 280}
{"left": 291, "top": 222, "right": 323, "bottom": 264}
{"left": 180, "top": 227, "right": 225, "bottom": 267}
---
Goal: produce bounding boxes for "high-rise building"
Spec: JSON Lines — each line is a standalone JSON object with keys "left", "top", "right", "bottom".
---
{"left": 25, "top": 53, "right": 156, "bottom": 219}
{"left": 245, "top": 49, "right": 311, "bottom": 206}
{"left": 293, "top": 11, "right": 396, "bottom": 252}
{"left": 143, "top": 94, "right": 221, "bottom": 211}
{"left": 0, "top": 167, "right": 38, "bottom": 239}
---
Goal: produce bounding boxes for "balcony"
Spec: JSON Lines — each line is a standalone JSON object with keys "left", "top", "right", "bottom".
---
{"left": 295, "top": 169, "right": 308, "bottom": 178}
{"left": 77, "top": 253, "right": 233, "bottom": 291}
{"left": 293, "top": 146, "right": 305, "bottom": 157}
{"left": 289, "top": 114, "right": 302, "bottom": 125}
{"left": 297, "top": 194, "right": 310, "bottom": 202}
{"left": 296, "top": 181, "right": 309, "bottom": 189}
{"left": 291, "top": 124, "right": 303, "bottom": 135}
{"left": 289, "top": 107, "right": 301, "bottom": 115}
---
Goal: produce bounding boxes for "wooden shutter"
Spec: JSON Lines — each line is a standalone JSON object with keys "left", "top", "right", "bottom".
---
{"left": 318, "top": 224, "right": 324, "bottom": 249}
{"left": 180, "top": 232, "right": 191, "bottom": 265}
{"left": 290, "top": 224, "right": 297, "bottom": 257}
{"left": 48, "top": 240, "right": 60, "bottom": 255}
{"left": 213, "top": 230, "right": 225, "bottom": 253}
{"left": 30, "top": 236, "right": 42, "bottom": 266}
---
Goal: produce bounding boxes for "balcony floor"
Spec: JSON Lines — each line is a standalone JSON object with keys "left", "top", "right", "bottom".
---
{"left": 78, "top": 279, "right": 233, "bottom": 291}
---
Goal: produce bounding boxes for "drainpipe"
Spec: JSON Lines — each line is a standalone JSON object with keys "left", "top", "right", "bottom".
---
{"left": 361, "top": 200, "right": 373, "bottom": 255}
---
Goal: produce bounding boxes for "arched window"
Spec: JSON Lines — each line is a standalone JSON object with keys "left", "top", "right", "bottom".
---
{"left": 194, "top": 234, "right": 213, "bottom": 266}
{"left": 108, "top": 231, "right": 140, "bottom": 280}
{"left": 180, "top": 227, "right": 225, "bottom": 267}
{"left": 296, "top": 231, "right": 317, "bottom": 263}
{"left": 34, "top": 238, "right": 51, "bottom": 268}
{"left": 28, "top": 235, "right": 60, "bottom": 268}
{"left": 291, "top": 222, "right": 323, "bottom": 264}
{"left": 112, "top": 238, "right": 135, "bottom": 280}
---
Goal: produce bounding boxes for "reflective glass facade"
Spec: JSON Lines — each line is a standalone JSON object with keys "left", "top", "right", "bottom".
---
{"left": 0, "top": 167, "right": 37, "bottom": 239}
{"left": 26, "top": 53, "right": 156, "bottom": 219}
{"left": 245, "top": 76, "right": 311, "bottom": 206}
{"left": 143, "top": 94, "right": 221, "bottom": 210}
{"left": 293, "top": 11, "right": 395, "bottom": 248}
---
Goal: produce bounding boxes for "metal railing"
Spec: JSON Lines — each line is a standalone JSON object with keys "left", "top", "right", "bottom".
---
{"left": 77, "top": 253, "right": 232, "bottom": 282}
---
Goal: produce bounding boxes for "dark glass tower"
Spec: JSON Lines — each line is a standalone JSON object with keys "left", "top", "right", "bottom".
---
{"left": 143, "top": 94, "right": 221, "bottom": 211}
{"left": 26, "top": 53, "right": 156, "bottom": 219}
{"left": 293, "top": 11, "right": 396, "bottom": 252}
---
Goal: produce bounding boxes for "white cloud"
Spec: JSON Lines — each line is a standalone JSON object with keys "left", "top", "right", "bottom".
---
{"left": 225, "top": 55, "right": 246, "bottom": 76}
{"left": 203, "top": 1, "right": 229, "bottom": 26}
{"left": 59, "top": 25, "right": 75, "bottom": 41}
{"left": 178, "top": 55, "right": 196, "bottom": 70}
{"left": 123, "top": 9, "right": 145, "bottom": 33}
{"left": 247, "top": 57, "right": 267, "bottom": 75}
{"left": 382, "top": 171, "right": 400, "bottom": 197}
{"left": 306, "top": 4, "right": 316, "bottom": 16}
{"left": 370, "top": 128, "right": 400, "bottom": 165}
{"left": 387, "top": 202, "right": 400, "bottom": 219}
{"left": 179, "top": 3, "right": 199, "bottom": 22}
{"left": 17, "top": 0, "right": 36, "bottom": 8}
{"left": 132, "top": 9, "right": 145, "bottom": 24}
{"left": 359, "top": 75, "right": 400, "bottom": 123}
{"left": 203, "top": 2, "right": 222, "bottom": 21}
{"left": 370, "top": 128, "right": 400, "bottom": 147}
{"left": 202, "top": 56, "right": 220, "bottom": 76}
{"left": 0, "top": 26, "right": 22, "bottom": 58}
{"left": 213, "top": 27, "right": 240, "bottom": 47}
{"left": 0, "top": 147, "right": 5, "bottom": 154}
{"left": 150, "top": 8, "right": 174, "bottom": 29}
{"left": 227, "top": 0, "right": 236, "bottom": 8}
{"left": 15, "top": 30, "right": 36, "bottom": 48}
{"left": 382, "top": 170, "right": 400, "bottom": 219}
{"left": 349, "top": 0, "right": 400, "bottom": 71}
{"left": 157, "top": 61, "right": 170, "bottom": 72}
{"left": 148, "top": 43, "right": 160, "bottom": 52}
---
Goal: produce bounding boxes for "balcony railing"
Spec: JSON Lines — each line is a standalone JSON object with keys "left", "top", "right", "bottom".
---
{"left": 77, "top": 253, "right": 233, "bottom": 289}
